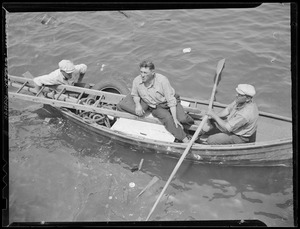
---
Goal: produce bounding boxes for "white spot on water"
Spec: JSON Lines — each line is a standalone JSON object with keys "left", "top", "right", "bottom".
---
{"left": 183, "top": 48, "right": 191, "bottom": 53}
{"left": 129, "top": 182, "right": 135, "bottom": 188}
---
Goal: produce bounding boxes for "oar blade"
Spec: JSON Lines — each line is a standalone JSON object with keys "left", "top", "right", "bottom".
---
{"left": 216, "top": 58, "right": 226, "bottom": 75}
{"left": 213, "top": 58, "right": 226, "bottom": 86}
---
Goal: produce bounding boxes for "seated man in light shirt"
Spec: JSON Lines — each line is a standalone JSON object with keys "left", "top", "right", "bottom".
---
{"left": 200, "top": 84, "right": 259, "bottom": 145}
{"left": 33, "top": 59, "right": 87, "bottom": 95}
{"left": 130, "top": 60, "right": 194, "bottom": 143}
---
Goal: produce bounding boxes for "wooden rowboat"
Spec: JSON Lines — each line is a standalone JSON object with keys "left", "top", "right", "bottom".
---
{"left": 8, "top": 74, "right": 293, "bottom": 166}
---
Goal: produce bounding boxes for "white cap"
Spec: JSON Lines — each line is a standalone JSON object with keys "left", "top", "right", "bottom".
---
{"left": 236, "top": 84, "right": 256, "bottom": 97}
{"left": 58, "top": 60, "right": 75, "bottom": 73}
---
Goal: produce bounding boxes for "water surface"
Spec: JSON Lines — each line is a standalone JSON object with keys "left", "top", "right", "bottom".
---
{"left": 5, "top": 3, "right": 294, "bottom": 227}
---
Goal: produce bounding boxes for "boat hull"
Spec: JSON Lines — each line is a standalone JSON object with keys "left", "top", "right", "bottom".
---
{"left": 51, "top": 106, "right": 292, "bottom": 167}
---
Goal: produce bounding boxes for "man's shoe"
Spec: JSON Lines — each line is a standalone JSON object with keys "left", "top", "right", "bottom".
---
{"left": 195, "top": 137, "right": 208, "bottom": 144}
{"left": 182, "top": 135, "right": 192, "bottom": 143}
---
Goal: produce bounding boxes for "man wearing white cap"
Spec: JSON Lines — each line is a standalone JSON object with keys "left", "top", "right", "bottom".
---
{"left": 199, "top": 84, "right": 259, "bottom": 145}
{"left": 33, "top": 60, "right": 87, "bottom": 94}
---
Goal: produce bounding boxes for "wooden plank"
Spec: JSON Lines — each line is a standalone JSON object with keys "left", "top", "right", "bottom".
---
{"left": 138, "top": 159, "right": 144, "bottom": 171}
{"left": 136, "top": 176, "right": 159, "bottom": 198}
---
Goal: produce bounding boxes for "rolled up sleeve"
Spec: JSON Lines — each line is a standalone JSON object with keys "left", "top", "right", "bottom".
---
{"left": 131, "top": 78, "right": 140, "bottom": 98}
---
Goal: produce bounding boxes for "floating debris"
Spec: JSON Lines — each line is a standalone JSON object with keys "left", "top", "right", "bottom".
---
{"left": 129, "top": 182, "right": 135, "bottom": 188}
{"left": 118, "top": 11, "right": 130, "bottom": 18}
{"left": 123, "top": 186, "right": 129, "bottom": 204}
{"left": 37, "top": 13, "right": 61, "bottom": 27}
{"left": 40, "top": 14, "right": 57, "bottom": 25}
{"left": 130, "top": 158, "right": 144, "bottom": 172}
{"left": 130, "top": 166, "right": 139, "bottom": 173}
{"left": 183, "top": 48, "right": 191, "bottom": 53}
{"left": 43, "top": 118, "right": 51, "bottom": 124}
{"left": 271, "top": 57, "right": 276, "bottom": 63}
{"left": 138, "top": 158, "right": 144, "bottom": 171}
{"left": 136, "top": 176, "right": 159, "bottom": 198}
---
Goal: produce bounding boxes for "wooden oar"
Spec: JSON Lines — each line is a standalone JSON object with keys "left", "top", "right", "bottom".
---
{"left": 145, "top": 58, "right": 226, "bottom": 221}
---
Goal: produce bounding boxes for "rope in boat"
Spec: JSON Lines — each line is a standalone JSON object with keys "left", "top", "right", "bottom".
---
{"left": 75, "top": 97, "right": 113, "bottom": 127}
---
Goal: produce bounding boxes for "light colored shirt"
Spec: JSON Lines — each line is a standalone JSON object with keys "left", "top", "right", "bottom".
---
{"left": 33, "top": 64, "right": 87, "bottom": 86}
{"left": 223, "top": 100, "right": 259, "bottom": 137}
{"left": 131, "top": 73, "right": 177, "bottom": 108}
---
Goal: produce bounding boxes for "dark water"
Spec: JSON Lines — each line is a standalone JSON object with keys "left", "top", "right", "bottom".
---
{"left": 5, "top": 3, "right": 295, "bottom": 227}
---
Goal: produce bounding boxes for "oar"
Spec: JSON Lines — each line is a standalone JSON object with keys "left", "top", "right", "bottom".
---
{"left": 145, "top": 58, "right": 226, "bottom": 221}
